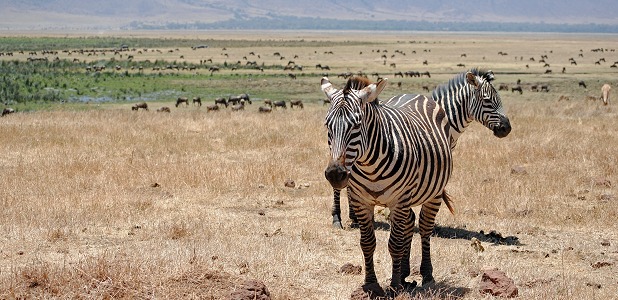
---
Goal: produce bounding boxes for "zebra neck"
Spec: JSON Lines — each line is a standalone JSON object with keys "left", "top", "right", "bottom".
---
{"left": 356, "top": 103, "right": 398, "bottom": 166}
{"left": 433, "top": 85, "right": 474, "bottom": 147}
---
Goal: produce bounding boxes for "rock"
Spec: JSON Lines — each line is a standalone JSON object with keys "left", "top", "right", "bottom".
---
{"left": 479, "top": 269, "right": 518, "bottom": 298}
{"left": 511, "top": 165, "right": 527, "bottom": 175}
{"left": 339, "top": 263, "right": 362, "bottom": 275}
{"left": 229, "top": 280, "right": 271, "bottom": 300}
{"left": 284, "top": 179, "right": 295, "bottom": 188}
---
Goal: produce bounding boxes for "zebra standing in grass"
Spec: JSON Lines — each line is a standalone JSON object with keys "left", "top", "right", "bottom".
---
{"left": 330, "top": 68, "right": 511, "bottom": 229}
{"left": 322, "top": 76, "right": 453, "bottom": 290}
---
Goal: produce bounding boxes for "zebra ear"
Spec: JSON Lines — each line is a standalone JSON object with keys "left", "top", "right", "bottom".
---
{"left": 465, "top": 72, "right": 480, "bottom": 88}
{"left": 483, "top": 70, "right": 495, "bottom": 82}
{"left": 359, "top": 78, "right": 388, "bottom": 103}
{"left": 321, "top": 77, "right": 337, "bottom": 98}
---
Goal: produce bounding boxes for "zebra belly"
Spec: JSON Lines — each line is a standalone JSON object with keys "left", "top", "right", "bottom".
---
{"left": 348, "top": 176, "right": 419, "bottom": 207}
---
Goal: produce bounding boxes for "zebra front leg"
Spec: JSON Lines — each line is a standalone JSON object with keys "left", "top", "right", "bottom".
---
{"left": 354, "top": 203, "right": 379, "bottom": 285}
{"left": 418, "top": 197, "right": 442, "bottom": 286}
{"left": 347, "top": 186, "right": 359, "bottom": 228}
{"left": 388, "top": 207, "right": 417, "bottom": 292}
{"left": 331, "top": 188, "right": 343, "bottom": 229}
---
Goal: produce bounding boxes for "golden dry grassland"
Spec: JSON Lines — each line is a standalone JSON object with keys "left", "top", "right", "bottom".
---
{"left": 0, "top": 31, "right": 617, "bottom": 299}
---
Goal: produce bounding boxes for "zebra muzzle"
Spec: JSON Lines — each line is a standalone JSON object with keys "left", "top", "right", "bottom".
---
{"left": 325, "top": 160, "right": 349, "bottom": 189}
{"left": 492, "top": 116, "right": 512, "bottom": 138}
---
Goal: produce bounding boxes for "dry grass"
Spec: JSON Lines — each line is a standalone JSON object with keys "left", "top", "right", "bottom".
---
{"left": 1, "top": 32, "right": 617, "bottom": 299}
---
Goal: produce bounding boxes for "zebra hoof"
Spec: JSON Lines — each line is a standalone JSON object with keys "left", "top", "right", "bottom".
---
{"left": 421, "top": 277, "right": 435, "bottom": 287}
{"left": 402, "top": 280, "right": 418, "bottom": 291}
{"left": 349, "top": 222, "right": 360, "bottom": 229}
{"left": 332, "top": 221, "right": 343, "bottom": 229}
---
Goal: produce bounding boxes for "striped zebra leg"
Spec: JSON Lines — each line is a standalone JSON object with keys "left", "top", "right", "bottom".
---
{"left": 331, "top": 187, "right": 359, "bottom": 229}
{"left": 388, "top": 207, "right": 417, "bottom": 290}
{"left": 418, "top": 196, "right": 443, "bottom": 286}
{"left": 331, "top": 188, "right": 343, "bottom": 229}
{"left": 353, "top": 202, "right": 379, "bottom": 285}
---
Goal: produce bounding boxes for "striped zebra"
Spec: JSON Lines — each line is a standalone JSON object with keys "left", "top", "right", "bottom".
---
{"left": 322, "top": 76, "right": 453, "bottom": 290}
{"left": 330, "top": 68, "right": 511, "bottom": 229}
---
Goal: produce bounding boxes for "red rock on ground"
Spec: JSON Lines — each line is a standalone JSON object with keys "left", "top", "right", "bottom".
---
{"left": 479, "top": 269, "right": 518, "bottom": 298}
{"left": 229, "top": 280, "right": 271, "bottom": 300}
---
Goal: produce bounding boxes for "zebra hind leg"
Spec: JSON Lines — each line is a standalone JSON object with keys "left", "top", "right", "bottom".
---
{"left": 418, "top": 198, "right": 442, "bottom": 286}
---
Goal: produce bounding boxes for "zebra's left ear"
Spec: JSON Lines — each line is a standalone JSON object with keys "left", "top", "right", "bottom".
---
{"left": 465, "top": 72, "right": 480, "bottom": 88}
{"left": 359, "top": 78, "right": 388, "bottom": 103}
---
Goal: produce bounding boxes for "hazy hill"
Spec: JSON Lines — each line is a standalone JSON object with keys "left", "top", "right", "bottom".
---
{"left": 1, "top": 0, "right": 617, "bottom": 31}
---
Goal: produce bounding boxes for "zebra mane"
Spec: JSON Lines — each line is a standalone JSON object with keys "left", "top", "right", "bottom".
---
{"left": 436, "top": 68, "right": 494, "bottom": 92}
{"left": 344, "top": 76, "right": 373, "bottom": 93}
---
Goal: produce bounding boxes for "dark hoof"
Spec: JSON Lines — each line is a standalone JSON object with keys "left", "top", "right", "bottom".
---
{"left": 332, "top": 221, "right": 343, "bottom": 229}
{"left": 421, "top": 277, "right": 435, "bottom": 287}
{"left": 351, "top": 282, "right": 385, "bottom": 299}
{"left": 403, "top": 280, "right": 418, "bottom": 290}
{"left": 349, "top": 222, "right": 360, "bottom": 229}
{"left": 386, "top": 280, "right": 417, "bottom": 298}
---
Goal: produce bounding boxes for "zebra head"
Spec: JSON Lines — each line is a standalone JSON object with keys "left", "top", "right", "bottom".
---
{"left": 466, "top": 70, "right": 511, "bottom": 138}
{"left": 322, "top": 76, "right": 387, "bottom": 189}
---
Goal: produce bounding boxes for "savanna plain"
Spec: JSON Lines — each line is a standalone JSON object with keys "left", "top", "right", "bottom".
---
{"left": 0, "top": 31, "right": 617, "bottom": 299}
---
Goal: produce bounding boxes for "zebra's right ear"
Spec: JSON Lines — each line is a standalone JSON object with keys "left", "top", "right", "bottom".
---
{"left": 465, "top": 72, "right": 480, "bottom": 88}
{"left": 321, "top": 77, "right": 337, "bottom": 98}
{"left": 359, "top": 78, "right": 388, "bottom": 103}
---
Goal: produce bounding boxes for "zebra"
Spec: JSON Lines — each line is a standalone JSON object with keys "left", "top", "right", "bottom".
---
{"left": 322, "top": 76, "right": 453, "bottom": 291}
{"left": 329, "top": 69, "right": 512, "bottom": 229}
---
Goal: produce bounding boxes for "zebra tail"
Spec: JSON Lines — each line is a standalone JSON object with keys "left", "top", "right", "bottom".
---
{"left": 443, "top": 191, "right": 456, "bottom": 215}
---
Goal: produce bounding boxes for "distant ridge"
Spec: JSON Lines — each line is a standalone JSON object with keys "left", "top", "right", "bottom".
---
{"left": 0, "top": 0, "right": 617, "bottom": 32}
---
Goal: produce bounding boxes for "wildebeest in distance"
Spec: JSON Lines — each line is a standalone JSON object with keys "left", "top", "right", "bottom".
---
{"left": 214, "top": 97, "right": 228, "bottom": 108}
{"left": 272, "top": 100, "right": 287, "bottom": 109}
{"left": 176, "top": 97, "right": 189, "bottom": 107}
{"left": 290, "top": 100, "right": 304, "bottom": 109}
{"left": 156, "top": 106, "right": 171, "bottom": 113}
{"left": 132, "top": 102, "right": 148, "bottom": 111}
{"left": 193, "top": 97, "right": 202, "bottom": 106}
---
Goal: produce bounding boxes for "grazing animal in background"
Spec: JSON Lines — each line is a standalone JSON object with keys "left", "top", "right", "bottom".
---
{"left": 322, "top": 76, "right": 453, "bottom": 290}
{"left": 512, "top": 86, "right": 523, "bottom": 94}
{"left": 193, "top": 97, "right": 202, "bottom": 106}
{"left": 132, "top": 102, "right": 148, "bottom": 111}
{"left": 206, "top": 104, "right": 219, "bottom": 112}
{"left": 263, "top": 99, "right": 273, "bottom": 107}
{"left": 231, "top": 100, "right": 245, "bottom": 111}
{"left": 272, "top": 100, "right": 287, "bottom": 109}
{"left": 498, "top": 83, "right": 509, "bottom": 91}
{"left": 541, "top": 85, "right": 549, "bottom": 92}
{"left": 156, "top": 106, "right": 171, "bottom": 113}
{"left": 229, "top": 93, "right": 251, "bottom": 105}
{"left": 601, "top": 83, "right": 611, "bottom": 105}
{"left": 214, "top": 97, "right": 228, "bottom": 108}
{"left": 290, "top": 100, "right": 304, "bottom": 109}
{"left": 258, "top": 106, "right": 272, "bottom": 113}
{"left": 176, "top": 97, "right": 189, "bottom": 107}
{"left": 1, "top": 107, "right": 15, "bottom": 116}
{"left": 579, "top": 81, "right": 587, "bottom": 88}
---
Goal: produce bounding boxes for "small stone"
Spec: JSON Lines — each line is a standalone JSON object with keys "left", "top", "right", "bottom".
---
{"left": 284, "top": 179, "right": 295, "bottom": 188}
{"left": 511, "top": 165, "right": 527, "bottom": 175}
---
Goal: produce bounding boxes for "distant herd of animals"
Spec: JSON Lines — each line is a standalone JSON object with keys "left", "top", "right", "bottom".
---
{"left": 129, "top": 93, "right": 305, "bottom": 113}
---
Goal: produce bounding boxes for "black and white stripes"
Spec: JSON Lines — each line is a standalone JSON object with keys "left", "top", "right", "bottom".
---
{"left": 323, "top": 76, "right": 452, "bottom": 290}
